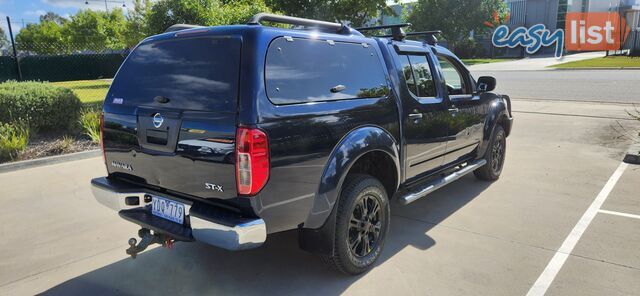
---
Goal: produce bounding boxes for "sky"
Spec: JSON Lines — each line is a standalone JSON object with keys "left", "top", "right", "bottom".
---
{"left": 0, "top": 0, "right": 136, "bottom": 34}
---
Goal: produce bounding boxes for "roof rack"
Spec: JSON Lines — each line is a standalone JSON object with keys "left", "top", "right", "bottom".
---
{"left": 165, "top": 24, "right": 206, "bottom": 33}
{"left": 355, "top": 23, "right": 411, "bottom": 41}
{"left": 375, "top": 30, "right": 442, "bottom": 45}
{"left": 406, "top": 31, "right": 442, "bottom": 45}
{"left": 247, "top": 13, "right": 349, "bottom": 34}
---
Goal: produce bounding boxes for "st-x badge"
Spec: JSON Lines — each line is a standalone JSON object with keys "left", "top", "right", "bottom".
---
{"left": 205, "top": 183, "right": 224, "bottom": 192}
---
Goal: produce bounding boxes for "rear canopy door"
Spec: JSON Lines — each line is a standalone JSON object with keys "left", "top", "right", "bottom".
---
{"left": 103, "top": 35, "right": 241, "bottom": 199}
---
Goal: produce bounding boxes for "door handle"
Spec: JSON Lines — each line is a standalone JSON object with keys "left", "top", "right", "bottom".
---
{"left": 408, "top": 113, "right": 423, "bottom": 120}
{"left": 448, "top": 107, "right": 459, "bottom": 113}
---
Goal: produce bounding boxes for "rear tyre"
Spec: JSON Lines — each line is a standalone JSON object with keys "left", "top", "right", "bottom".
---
{"left": 324, "top": 174, "right": 390, "bottom": 275}
{"left": 474, "top": 124, "right": 506, "bottom": 181}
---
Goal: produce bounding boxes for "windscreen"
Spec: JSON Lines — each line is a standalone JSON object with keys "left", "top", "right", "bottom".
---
{"left": 108, "top": 36, "right": 240, "bottom": 112}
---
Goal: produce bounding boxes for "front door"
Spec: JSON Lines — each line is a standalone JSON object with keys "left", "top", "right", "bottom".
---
{"left": 436, "top": 55, "right": 486, "bottom": 164}
{"left": 397, "top": 52, "right": 450, "bottom": 181}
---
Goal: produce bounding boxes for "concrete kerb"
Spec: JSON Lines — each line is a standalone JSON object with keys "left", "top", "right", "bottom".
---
{"left": 0, "top": 150, "right": 101, "bottom": 174}
{"left": 623, "top": 143, "right": 640, "bottom": 164}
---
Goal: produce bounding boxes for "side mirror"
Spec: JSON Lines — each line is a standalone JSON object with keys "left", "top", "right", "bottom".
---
{"left": 477, "top": 76, "right": 496, "bottom": 92}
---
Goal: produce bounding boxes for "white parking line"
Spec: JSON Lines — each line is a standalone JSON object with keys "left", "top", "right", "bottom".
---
{"left": 526, "top": 162, "right": 629, "bottom": 296}
{"left": 598, "top": 209, "right": 640, "bottom": 220}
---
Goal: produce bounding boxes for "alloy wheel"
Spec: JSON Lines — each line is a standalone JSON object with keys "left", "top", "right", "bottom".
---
{"left": 491, "top": 132, "right": 505, "bottom": 174}
{"left": 348, "top": 194, "right": 382, "bottom": 258}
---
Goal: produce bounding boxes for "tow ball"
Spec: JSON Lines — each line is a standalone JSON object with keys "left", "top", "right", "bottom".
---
{"left": 126, "top": 228, "right": 175, "bottom": 259}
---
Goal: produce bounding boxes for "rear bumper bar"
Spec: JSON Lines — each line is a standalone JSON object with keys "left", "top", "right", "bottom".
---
{"left": 91, "top": 177, "right": 266, "bottom": 251}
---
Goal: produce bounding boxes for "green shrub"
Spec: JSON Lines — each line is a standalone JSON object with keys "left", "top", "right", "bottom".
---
{"left": 453, "top": 39, "right": 487, "bottom": 59}
{"left": 0, "top": 81, "right": 82, "bottom": 132}
{"left": 0, "top": 122, "right": 29, "bottom": 162}
{"left": 80, "top": 109, "right": 101, "bottom": 144}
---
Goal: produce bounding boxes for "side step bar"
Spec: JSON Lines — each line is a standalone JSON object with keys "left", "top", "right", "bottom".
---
{"left": 399, "top": 159, "right": 487, "bottom": 205}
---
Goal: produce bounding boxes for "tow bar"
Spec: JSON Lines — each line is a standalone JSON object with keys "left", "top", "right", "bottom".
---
{"left": 126, "top": 228, "right": 175, "bottom": 259}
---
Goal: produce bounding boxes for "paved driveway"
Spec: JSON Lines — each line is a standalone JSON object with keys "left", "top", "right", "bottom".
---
{"left": 472, "top": 70, "right": 640, "bottom": 104}
{"left": 0, "top": 99, "right": 639, "bottom": 295}
{"left": 468, "top": 52, "right": 605, "bottom": 71}
{"left": 467, "top": 52, "right": 640, "bottom": 104}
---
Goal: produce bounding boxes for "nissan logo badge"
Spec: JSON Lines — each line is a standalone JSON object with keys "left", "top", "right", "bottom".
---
{"left": 153, "top": 113, "right": 164, "bottom": 128}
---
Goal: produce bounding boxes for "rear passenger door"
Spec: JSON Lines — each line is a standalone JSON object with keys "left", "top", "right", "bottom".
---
{"left": 436, "top": 55, "right": 485, "bottom": 164}
{"left": 396, "top": 50, "right": 450, "bottom": 181}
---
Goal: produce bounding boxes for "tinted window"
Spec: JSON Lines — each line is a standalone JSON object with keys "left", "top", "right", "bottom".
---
{"left": 108, "top": 37, "right": 240, "bottom": 111}
{"left": 399, "top": 55, "right": 436, "bottom": 98}
{"left": 265, "top": 38, "right": 388, "bottom": 104}
{"left": 409, "top": 55, "right": 436, "bottom": 97}
{"left": 399, "top": 56, "right": 417, "bottom": 96}
{"left": 438, "top": 56, "right": 468, "bottom": 95}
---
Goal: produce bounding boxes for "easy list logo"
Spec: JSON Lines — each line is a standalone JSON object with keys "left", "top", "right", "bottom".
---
{"left": 492, "top": 24, "right": 564, "bottom": 58}
{"left": 491, "top": 12, "right": 630, "bottom": 59}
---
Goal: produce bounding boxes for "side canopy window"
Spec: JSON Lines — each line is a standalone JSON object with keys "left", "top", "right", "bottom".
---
{"left": 398, "top": 55, "right": 437, "bottom": 98}
{"left": 265, "top": 37, "right": 389, "bottom": 104}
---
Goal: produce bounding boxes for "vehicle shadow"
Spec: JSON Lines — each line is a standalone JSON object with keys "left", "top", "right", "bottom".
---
{"left": 43, "top": 175, "right": 491, "bottom": 296}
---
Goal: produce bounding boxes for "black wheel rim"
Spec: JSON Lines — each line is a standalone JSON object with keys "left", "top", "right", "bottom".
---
{"left": 491, "top": 132, "right": 505, "bottom": 174}
{"left": 348, "top": 194, "right": 382, "bottom": 258}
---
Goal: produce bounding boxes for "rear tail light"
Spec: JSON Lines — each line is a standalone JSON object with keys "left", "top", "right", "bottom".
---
{"left": 100, "top": 112, "right": 106, "bottom": 164}
{"left": 236, "top": 127, "right": 269, "bottom": 196}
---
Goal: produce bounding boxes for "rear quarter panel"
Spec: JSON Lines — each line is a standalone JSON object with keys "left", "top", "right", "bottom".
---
{"left": 246, "top": 29, "right": 401, "bottom": 233}
{"left": 255, "top": 99, "right": 400, "bottom": 233}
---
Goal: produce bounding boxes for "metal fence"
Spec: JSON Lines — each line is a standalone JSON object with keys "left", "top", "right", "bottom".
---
{"left": 1, "top": 17, "right": 127, "bottom": 104}
{"left": 623, "top": 30, "right": 640, "bottom": 56}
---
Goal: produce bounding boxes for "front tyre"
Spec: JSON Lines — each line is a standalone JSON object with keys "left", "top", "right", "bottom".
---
{"left": 474, "top": 124, "right": 506, "bottom": 181}
{"left": 325, "top": 174, "right": 390, "bottom": 275}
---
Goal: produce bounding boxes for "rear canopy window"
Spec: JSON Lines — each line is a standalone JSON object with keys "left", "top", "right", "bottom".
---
{"left": 108, "top": 36, "right": 240, "bottom": 111}
{"left": 265, "top": 37, "right": 389, "bottom": 105}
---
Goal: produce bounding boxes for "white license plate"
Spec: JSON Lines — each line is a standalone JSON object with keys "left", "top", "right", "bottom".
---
{"left": 151, "top": 196, "right": 185, "bottom": 224}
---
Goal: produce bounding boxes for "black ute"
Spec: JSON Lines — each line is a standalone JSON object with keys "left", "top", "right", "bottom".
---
{"left": 91, "top": 13, "right": 513, "bottom": 274}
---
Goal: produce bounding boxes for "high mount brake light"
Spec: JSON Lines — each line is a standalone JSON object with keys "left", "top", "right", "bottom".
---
{"left": 236, "top": 127, "right": 270, "bottom": 196}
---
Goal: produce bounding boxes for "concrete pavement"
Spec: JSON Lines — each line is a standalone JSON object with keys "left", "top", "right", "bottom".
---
{"left": 468, "top": 52, "right": 605, "bottom": 71}
{"left": 0, "top": 99, "right": 639, "bottom": 295}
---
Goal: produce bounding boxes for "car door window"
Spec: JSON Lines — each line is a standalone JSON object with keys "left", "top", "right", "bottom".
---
{"left": 399, "top": 55, "right": 437, "bottom": 98}
{"left": 398, "top": 56, "right": 417, "bottom": 96}
{"left": 437, "top": 56, "right": 469, "bottom": 96}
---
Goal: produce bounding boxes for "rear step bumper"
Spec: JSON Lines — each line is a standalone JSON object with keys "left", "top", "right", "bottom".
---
{"left": 91, "top": 177, "right": 266, "bottom": 251}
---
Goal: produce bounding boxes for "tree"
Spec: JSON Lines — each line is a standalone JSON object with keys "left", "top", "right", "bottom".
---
{"left": 406, "top": 0, "right": 508, "bottom": 44}
{"left": 40, "top": 12, "right": 68, "bottom": 25}
{"left": 146, "top": 0, "right": 218, "bottom": 35}
{"left": 145, "top": 0, "right": 273, "bottom": 35}
{"left": 124, "top": 0, "right": 152, "bottom": 47}
{"left": 211, "top": 0, "right": 274, "bottom": 27}
{"left": 265, "top": 0, "right": 393, "bottom": 27}
{"left": 15, "top": 21, "right": 67, "bottom": 54}
{"left": 64, "top": 9, "right": 127, "bottom": 51}
{"left": 0, "top": 27, "right": 9, "bottom": 51}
